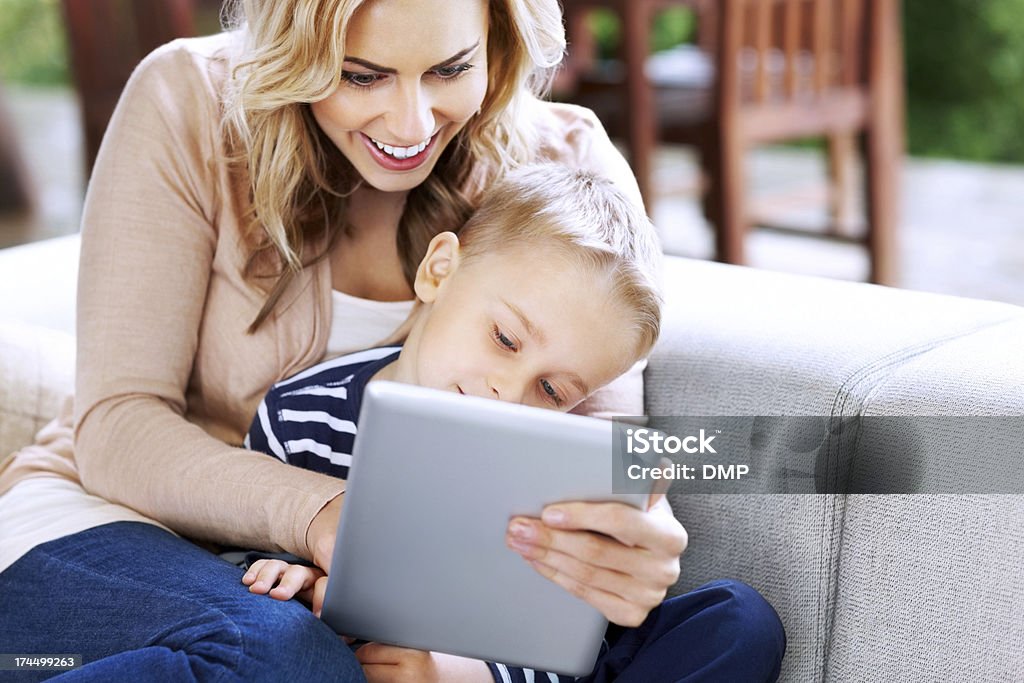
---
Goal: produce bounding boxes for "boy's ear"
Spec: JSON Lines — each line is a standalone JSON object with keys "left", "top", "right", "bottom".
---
{"left": 414, "top": 232, "right": 461, "bottom": 304}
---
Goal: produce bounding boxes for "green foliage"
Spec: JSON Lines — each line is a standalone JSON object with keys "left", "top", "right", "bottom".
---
{"left": 588, "top": 7, "right": 696, "bottom": 58}
{"left": 0, "top": 0, "right": 69, "bottom": 85}
{"left": 903, "top": 0, "right": 1024, "bottom": 162}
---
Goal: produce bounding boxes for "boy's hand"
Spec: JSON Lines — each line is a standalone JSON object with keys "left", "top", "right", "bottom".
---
{"left": 242, "top": 559, "right": 326, "bottom": 606}
{"left": 505, "top": 492, "right": 687, "bottom": 628}
{"left": 355, "top": 644, "right": 492, "bottom": 683}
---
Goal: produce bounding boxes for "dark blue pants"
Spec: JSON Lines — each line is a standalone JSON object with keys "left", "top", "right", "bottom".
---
{"left": 580, "top": 580, "right": 786, "bottom": 682}
{"left": 0, "top": 522, "right": 784, "bottom": 682}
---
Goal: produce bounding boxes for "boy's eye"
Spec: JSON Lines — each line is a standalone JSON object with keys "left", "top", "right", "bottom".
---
{"left": 492, "top": 325, "right": 517, "bottom": 351}
{"left": 341, "top": 71, "right": 383, "bottom": 87}
{"left": 540, "top": 379, "right": 563, "bottom": 407}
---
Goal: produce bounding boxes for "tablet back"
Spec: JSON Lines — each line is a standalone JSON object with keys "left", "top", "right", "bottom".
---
{"left": 320, "top": 381, "right": 647, "bottom": 676}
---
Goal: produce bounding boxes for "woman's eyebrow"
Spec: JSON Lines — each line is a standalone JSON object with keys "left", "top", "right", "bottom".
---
{"left": 431, "top": 40, "right": 482, "bottom": 69}
{"left": 342, "top": 56, "right": 397, "bottom": 74}
{"left": 343, "top": 40, "right": 482, "bottom": 74}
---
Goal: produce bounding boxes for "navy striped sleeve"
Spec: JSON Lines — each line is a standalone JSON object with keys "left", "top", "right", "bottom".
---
{"left": 245, "top": 346, "right": 401, "bottom": 480}
{"left": 486, "top": 663, "right": 577, "bottom": 683}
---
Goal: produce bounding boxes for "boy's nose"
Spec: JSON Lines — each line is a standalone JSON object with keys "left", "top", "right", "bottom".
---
{"left": 487, "top": 378, "right": 524, "bottom": 404}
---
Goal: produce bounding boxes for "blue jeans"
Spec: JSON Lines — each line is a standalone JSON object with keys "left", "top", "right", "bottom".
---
{"left": 0, "top": 522, "right": 785, "bottom": 682}
{"left": 0, "top": 522, "right": 365, "bottom": 682}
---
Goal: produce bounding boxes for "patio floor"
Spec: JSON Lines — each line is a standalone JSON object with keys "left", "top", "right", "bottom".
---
{"left": 2, "top": 84, "right": 1023, "bottom": 308}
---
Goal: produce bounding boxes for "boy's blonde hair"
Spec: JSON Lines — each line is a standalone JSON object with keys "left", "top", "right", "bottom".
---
{"left": 219, "top": 0, "right": 567, "bottom": 332}
{"left": 458, "top": 164, "right": 664, "bottom": 359}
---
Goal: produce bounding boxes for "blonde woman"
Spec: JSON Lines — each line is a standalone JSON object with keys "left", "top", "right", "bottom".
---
{"left": 0, "top": 0, "right": 784, "bottom": 681}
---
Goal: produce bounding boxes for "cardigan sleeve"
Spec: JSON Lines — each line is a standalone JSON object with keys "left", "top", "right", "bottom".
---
{"left": 72, "top": 42, "right": 343, "bottom": 558}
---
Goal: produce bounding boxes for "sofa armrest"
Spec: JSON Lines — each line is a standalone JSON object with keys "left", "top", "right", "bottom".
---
{"left": 0, "top": 234, "right": 79, "bottom": 335}
{"left": 0, "top": 320, "right": 75, "bottom": 459}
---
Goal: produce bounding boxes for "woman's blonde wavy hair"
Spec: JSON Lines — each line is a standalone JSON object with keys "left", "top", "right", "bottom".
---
{"left": 219, "top": 0, "right": 566, "bottom": 332}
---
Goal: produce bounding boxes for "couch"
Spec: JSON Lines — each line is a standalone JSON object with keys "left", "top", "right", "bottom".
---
{"left": 2, "top": 234, "right": 1022, "bottom": 681}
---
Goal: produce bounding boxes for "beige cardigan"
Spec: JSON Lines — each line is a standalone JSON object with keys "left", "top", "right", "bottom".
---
{"left": 0, "top": 34, "right": 644, "bottom": 561}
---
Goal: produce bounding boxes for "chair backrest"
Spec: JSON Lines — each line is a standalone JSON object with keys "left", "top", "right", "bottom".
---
{"left": 713, "top": 0, "right": 896, "bottom": 143}
{"left": 61, "top": 0, "right": 196, "bottom": 173}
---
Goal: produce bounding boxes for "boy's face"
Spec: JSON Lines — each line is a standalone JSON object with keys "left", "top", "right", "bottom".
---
{"left": 379, "top": 233, "right": 640, "bottom": 411}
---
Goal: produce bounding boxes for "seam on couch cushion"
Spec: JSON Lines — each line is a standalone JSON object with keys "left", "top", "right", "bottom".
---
{"left": 828, "top": 315, "right": 1022, "bottom": 419}
{"left": 816, "top": 314, "right": 1023, "bottom": 680}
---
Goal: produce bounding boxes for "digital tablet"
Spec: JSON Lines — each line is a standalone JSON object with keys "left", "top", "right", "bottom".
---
{"left": 319, "top": 381, "right": 650, "bottom": 676}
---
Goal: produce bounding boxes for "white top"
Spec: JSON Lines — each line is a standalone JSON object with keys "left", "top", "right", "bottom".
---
{"left": 0, "top": 477, "right": 175, "bottom": 573}
{"left": 326, "top": 289, "right": 415, "bottom": 357}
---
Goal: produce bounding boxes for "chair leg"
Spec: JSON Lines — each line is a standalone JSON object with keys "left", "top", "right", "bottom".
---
{"left": 827, "top": 132, "right": 855, "bottom": 236}
{"left": 863, "top": 126, "right": 899, "bottom": 286}
{"left": 622, "top": 0, "right": 656, "bottom": 208}
{"left": 863, "top": 0, "right": 902, "bottom": 286}
{"left": 701, "top": 130, "right": 747, "bottom": 265}
{"left": 0, "top": 88, "right": 33, "bottom": 214}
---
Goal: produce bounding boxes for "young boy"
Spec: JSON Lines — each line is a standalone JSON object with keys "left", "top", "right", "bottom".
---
{"left": 242, "top": 163, "right": 664, "bottom": 681}
{"left": 245, "top": 163, "right": 663, "bottom": 481}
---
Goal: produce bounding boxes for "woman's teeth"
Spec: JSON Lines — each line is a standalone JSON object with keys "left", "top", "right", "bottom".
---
{"left": 371, "top": 136, "right": 430, "bottom": 160}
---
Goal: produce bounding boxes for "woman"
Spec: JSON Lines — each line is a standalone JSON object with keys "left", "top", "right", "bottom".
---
{"left": 0, "top": 0, "right": 784, "bottom": 680}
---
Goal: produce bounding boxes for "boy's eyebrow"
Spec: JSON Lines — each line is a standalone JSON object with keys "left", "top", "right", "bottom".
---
{"left": 344, "top": 40, "right": 481, "bottom": 74}
{"left": 502, "top": 298, "right": 545, "bottom": 345}
{"left": 502, "top": 298, "right": 590, "bottom": 397}
{"left": 567, "top": 374, "right": 590, "bottom": 397}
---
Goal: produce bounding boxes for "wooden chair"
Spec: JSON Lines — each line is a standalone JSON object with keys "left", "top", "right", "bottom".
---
{"left": 0, "top": 85, "right": 34, "bottom": 214}
{"left": 60, "top": 0, "right": 196, "bottom": 174}
{"left": 560, "top": 0, "right": 904, "bottom": 285}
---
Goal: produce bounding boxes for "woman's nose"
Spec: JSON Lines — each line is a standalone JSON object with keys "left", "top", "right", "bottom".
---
{"left": 385, "top": 82, "right": 435, "bottom": 144}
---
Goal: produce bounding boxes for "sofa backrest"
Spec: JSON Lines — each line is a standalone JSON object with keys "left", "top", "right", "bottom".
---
{"left": 647, "top": 256, "right": 1024, "bottom": 681}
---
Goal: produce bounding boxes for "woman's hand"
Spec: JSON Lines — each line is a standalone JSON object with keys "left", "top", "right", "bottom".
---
{"left": 505, "top": 493, "right": 687, "bottom": 627}
{"left": 242, "top": 559, "right": 326, "bottom": 606}
{"left": 355, "top": 644, "right": 492, "bottom": 683}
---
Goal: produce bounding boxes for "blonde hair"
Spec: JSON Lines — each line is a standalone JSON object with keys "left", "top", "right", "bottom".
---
{"left": 219, "top": 0, "right": 566, "bottom": 332}
{"left": 458, "top": 164, "right": 664, "bottom": 359}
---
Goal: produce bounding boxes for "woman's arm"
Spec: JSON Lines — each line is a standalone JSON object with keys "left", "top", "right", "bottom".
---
{"left": 72, "top": 41, "right": 343, "bottom": 558}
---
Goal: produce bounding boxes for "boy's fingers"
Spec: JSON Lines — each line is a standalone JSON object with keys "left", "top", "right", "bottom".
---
{"left": 268, "top": 565, "right": 315, "bottom": 600}
{"left": 241, "top": 559, "right": 268, "bottom": 584}
{"left": 247, "top": 559, "right": 288, "bottom": 592}
{"left": 311, "top": 575, "right": 329, "bottom": 617}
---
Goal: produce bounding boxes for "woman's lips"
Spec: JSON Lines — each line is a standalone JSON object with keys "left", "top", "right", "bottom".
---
{"left": 361, "top": 132, "right": 437, "bottom": 172}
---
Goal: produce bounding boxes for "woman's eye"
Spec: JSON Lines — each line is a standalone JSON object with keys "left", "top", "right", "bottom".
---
{"left": 341, "top": 71, "right": 382, "bottom": 87}
{"left": 540, "top": 379, "right": 563, "bottom": 407}
{"left": 433, "top": 63, "right": 473, "bottom": 80}
{"left": 492, "top": 326, "right": 517, "bottom": 351}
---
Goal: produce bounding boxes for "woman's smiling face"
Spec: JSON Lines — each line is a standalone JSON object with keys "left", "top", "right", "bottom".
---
{"left": 310, "top": 0, "right": 490, "bottom": 193}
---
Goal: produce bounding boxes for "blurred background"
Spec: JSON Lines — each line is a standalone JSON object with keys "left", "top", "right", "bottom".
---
{"left": 0, "top": 0, "right": 1022, "bottom": 305}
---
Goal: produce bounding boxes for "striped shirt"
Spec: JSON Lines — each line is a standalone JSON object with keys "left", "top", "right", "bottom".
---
{"left": 246, "top": 346, "right": 591, "bottom": 683}
{"left": 245, "top": 346, "right": 402, "bottom": 480}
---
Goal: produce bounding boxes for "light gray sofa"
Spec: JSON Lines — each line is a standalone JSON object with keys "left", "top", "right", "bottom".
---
{"left": 2, "top": 234, "right": 1022, "bottom": 681}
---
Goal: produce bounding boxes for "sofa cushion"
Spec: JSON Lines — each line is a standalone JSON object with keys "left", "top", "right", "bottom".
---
{"left": 827, "top": 495, "right": 1024, "bottom": 681}
{"left": 0, "top": 321, "right": 75, "bottom": 459}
